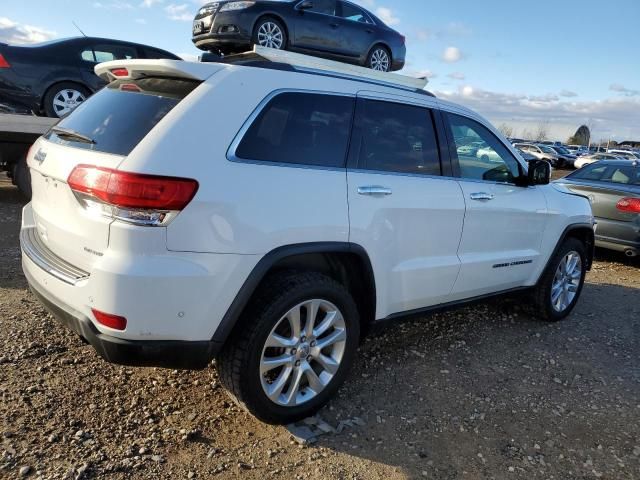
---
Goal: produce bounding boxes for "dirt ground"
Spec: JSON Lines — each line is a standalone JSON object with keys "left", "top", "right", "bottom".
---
{"left": 1, "top": 173, "right": 639, "bottom": 480}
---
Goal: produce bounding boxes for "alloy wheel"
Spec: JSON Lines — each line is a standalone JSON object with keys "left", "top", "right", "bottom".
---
{"left": 257, "top": 22, "right": 284, "bottom": 49}
{"left": 551, "top": 251, "right": 582, "bottom": 312}
{"left": 260, "top": 299, "right": 347, "bottom": 407}
{"left": 370, "top": 48, "right": 390, "bottom": 72}
{"left": 52, "top": 89, "right": 86, "bottom": 117}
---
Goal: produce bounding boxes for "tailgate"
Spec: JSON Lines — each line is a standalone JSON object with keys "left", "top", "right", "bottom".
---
{"left": 27, "top": 138, "right": 122, "bottom": 272}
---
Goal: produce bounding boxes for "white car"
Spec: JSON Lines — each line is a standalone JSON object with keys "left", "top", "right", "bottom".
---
{"left": 21, "top": 53, "right": 595, "bottom": 424}
{"left": 574, "top": 153, "right": 621, "bottom": 169}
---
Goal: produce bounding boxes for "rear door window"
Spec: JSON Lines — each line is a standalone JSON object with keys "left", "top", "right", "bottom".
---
{"left": 93, "top": 44, "right": 138, "bottom": 62}
{"left": 235, "top": 92, "right": 354, "bottom": 168}
{"left": 348, "top": 99, "right": 441, "bottom": 176}
{"left": 44, "top": 77, "right": 199, "bottom": 156}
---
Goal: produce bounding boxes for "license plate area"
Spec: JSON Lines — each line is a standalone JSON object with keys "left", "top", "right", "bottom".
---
{"left": 193, "top": 21, "right": 205, "bottom": 35}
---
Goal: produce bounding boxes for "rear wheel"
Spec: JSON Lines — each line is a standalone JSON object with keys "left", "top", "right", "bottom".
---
{"left": 367, "top": 46, "right": 391, "bottom": 72}
{"left": 218, "top": 271, "right": 360, "bottom": 424}
{"left": 13, "top": 154, "right": 31, "bottom": 200}
{"left": 253, "top": 18, "right": 287, "bottom": 50}
{"left": 43, "top": 82, "right": 90, "bottom": 118}
{"left": 531, "top": 238, "right": 587, "bottom": 321}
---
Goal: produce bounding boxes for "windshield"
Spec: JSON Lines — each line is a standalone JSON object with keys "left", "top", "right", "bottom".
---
{"left": 44, "top": 77, "right": 199, "bottom": 156}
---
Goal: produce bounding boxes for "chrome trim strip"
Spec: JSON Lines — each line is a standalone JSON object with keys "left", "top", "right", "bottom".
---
{"left": 20, "top": 227, "right": 89, "bottom": 286}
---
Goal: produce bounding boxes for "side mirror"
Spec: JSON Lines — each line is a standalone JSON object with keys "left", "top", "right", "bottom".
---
{"left": 297, "top": 0, "right": 313, "bottom": 10}
{"left": 528, "top": 159, "right": 551, "bottom": 186}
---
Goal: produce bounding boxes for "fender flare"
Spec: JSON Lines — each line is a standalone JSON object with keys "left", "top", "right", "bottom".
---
{"left": 538, "top": 223, "right": 595, "bottom": 284}
{"left": 211, "top": 242, "right": 376, "bottom": 346}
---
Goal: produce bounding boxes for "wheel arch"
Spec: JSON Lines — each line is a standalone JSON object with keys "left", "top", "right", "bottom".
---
{"left": 41, "top": 80, "right": 92, "bottom": 112}
{"left": 213, "top": 242, "right": 377, "bottom": 347}
{"left": 252, "top": 13, "right": 290, "bottom": 46}
{"left": 366, "top": 42, "right": 393, "bottom": 64}
{"left": 538, "top": 223, "right": 595, "bottom": 284}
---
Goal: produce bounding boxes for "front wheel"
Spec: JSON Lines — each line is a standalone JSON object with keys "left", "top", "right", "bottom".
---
{"left": 218, "top": 271, "right": 360, "bottom": 424}
{"left": 367, "top": 46, "right": 391, "bottom": 72}
{"left": 253, "top": 18, "right": 287, "bottom": 50}
{"left": 530, "top": 238, "right": 587, "bottom": 321}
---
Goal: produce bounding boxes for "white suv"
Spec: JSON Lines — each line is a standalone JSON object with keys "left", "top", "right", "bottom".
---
{"left": 21, "top": 56, "right": 595, "bottom": 424}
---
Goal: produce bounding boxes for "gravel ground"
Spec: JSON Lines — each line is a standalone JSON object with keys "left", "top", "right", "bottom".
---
{"left": 1, "top": 173, "right": 639, "bottom": 480}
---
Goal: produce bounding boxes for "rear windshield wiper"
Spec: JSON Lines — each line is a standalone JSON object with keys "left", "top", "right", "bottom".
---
{"left": 51, "top": 126, "right": 96, "bottom": 144}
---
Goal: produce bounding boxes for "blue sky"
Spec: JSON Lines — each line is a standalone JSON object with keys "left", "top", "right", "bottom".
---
{"left": 1, "top": 0, "right": 639, "bottom": 141}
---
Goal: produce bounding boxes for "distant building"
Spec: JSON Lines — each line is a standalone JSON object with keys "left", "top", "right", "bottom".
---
{"left": 619, "top": 140, "right": 640, "bottom": 148}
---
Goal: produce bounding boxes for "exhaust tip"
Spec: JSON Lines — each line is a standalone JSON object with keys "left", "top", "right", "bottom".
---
{"left": 624, "top": 249, "right": 638, "bottom": 258}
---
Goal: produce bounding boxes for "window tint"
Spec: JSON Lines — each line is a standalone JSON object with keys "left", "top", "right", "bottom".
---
{"left": 446, "top": 113, "right": 520, "bottom": 183}
{"left": 145, "top": 48, "right": 178, "bottom": 60}
{"left": 339, "top": 2, "right": 371, "bottom": 23}
{"left": 351, "top": 99, "right": 441, "bottom": 176}
{"left": 309, "top": 0, "right": 336, "bottom": 15}
{"left": 235, "top": 92, "right": 354, "bottom": 168}
{"left": 92, "top": 44, "right": 137, "bottom": 62}
{"left": 44, "top": 78, "right": 199, "bottom": 156}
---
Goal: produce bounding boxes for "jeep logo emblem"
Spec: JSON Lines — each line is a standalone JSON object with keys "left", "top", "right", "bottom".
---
{"left": 34, "top": 149, "right": 47, "bottom": 165}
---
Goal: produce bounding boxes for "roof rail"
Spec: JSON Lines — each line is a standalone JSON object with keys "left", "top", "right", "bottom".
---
{"left": 203, "top": 46, "right": 430, "bottom": 94}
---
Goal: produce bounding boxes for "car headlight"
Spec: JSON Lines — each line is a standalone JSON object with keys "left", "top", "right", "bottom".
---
{"left": 219, "top": 1, "right": 255, "bottom": 11}
{"left": 199, "top": 5, "right": 217, "bottom": 15}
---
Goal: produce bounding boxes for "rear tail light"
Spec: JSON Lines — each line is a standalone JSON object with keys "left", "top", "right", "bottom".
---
{"left": 68, "top": 165, "right": 198, "bottom": 226}
{"left": 92, "top": 309, "right": 127, "bottom": 331}
{"left": 0, "top": 54, "right": 10, "bottom": 68}
{"left": 110, "top": 68, "right": 129, "bottom": 77}
{"left": 616, "top": 197, "right": 640, "bottom": 214}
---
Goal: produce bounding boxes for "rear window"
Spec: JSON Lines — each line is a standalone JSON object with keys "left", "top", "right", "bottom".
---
{"left": 44, "top": 77, "right": 199, "bottom": 156}
{"left": 571, "top": 164, "right": 640, "bottom": 185}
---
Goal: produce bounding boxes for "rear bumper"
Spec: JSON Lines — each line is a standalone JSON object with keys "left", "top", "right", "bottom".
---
{"left": 595, "top": 216, "right": 640, "bottom": 253}
{"left": 25, "top": 267, "right": 220, "bottom": 369}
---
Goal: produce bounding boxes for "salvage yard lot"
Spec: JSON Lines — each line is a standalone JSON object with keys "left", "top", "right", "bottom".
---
{"left": 1, "top": 174, "right": 639, "bottom": 480}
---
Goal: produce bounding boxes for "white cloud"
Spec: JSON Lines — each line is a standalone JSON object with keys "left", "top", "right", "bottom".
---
{"left": 610, "top": 84, "right": 639, "bottom": 97}
{"left": 165, "top": 3, "right": 193, "bottom": 21}
{"left": 448, "top": 72, "right": 465, "bottom": 81}
{"left": 375, "top": 7, "right": 400, "bottom": 26}
{"left": 442, "top": 46, "right": 463, "bottom": 63}
{"left": 140, "top": 0, "right": 163, "bottom": 6}
{"left": 436, "top": 85, "right": 640, "bottom": 141}
{"left": 135, "top": 18, "right": 148, "bottom": 24}
{"left": 0, "top": 17, "right": 56, "bottom": 44}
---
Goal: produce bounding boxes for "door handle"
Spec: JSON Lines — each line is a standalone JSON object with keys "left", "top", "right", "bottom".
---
{"left": 330, "top": 23, "right": 339, "bottom": 28}
{"left": 366, "top": 29, "right": 374, "bottom": 34}
{"left": 470, "top": 192, "right": 495, "bottom": 201}
{"left": 358, "top": 186, "right": 392, "bottom": 196}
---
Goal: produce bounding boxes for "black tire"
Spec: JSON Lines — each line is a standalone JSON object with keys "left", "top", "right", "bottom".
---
{"left": 252, "top": 17, "right": 288, "bottom": 50}
{"left": 218, "top": 271, "right": 360, "bottom": 424}
{"left": 366, "top": 45, "right": 392, "bottom": 72}
{"left": 43, "top": 82, "right": 90, "bottom": 118}
{"left": 530, "top": 238, "right": 587, "bottom": 321}
{"left": 13, "top": 154, "right": 31, "bottom": 200}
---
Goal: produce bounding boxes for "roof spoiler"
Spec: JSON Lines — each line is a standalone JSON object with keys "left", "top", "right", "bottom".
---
{"left": 94, "top": 59, "right": 222, "bottom": 82}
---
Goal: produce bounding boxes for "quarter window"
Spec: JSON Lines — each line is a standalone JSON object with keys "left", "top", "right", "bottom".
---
{"left": 446, "top": 113, "right": 521, "bottom": 183}
{"left": 235, "top": 92, "right": 354, "bottom": 168}
{"left": 350, "top": 99, "right": 441, "bottom": 176}
{"left": 93, "top": 44, "right": 137, "bottom": 62}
